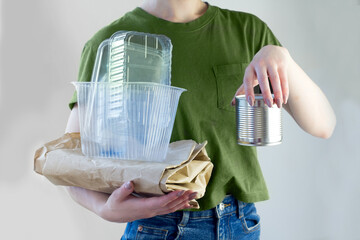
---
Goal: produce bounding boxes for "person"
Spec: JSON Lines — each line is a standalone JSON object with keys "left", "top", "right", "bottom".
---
{"left": 65, "top": 0, "right": 336, "bottom": 239}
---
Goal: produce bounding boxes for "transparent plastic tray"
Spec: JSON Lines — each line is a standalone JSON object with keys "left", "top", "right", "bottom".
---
{"left": 108, "top": 31, "right": 172, "bottom": 85}
{"left": 89, "top": 32, "right": 173, "bottom": 122}
{"left": 73, "top": 82, "right": 186, "bottom": 162}
{"left": 91, "top": 39, "right": 110, "bottom": 83}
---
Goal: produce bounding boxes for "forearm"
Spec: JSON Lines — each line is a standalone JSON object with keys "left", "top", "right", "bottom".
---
{"left": 65, "top": 104, "right": 80, "bottom": 133}
{"left": 64, "top": 105, "right": 109, "bottom": 216}
{"left": 66, "top": 186, "right": 109, "bottom": 216}
{"left": 284, "top": 57, "right": 336, "bottom": 139}
{"left": 66, "top": 184, "right": 196, "bottom": 223}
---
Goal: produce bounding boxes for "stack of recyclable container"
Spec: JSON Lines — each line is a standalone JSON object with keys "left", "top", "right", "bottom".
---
{"left": 73, "top": 31, "right": 186, "bottom": 162}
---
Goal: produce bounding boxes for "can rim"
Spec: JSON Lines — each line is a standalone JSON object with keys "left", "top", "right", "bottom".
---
{"left": 237, "top": 140, "right": 282, "bottom": 147}
{"left": 235, "top": 94, "right": 275, "bottom": 100}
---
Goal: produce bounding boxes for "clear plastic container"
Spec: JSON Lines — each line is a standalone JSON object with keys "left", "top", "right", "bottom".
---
{"left": 91, "top": 39, "right": 110, "bottom": 83}
{"left": 73, "top": 82, "right": 186, "bottom": 162}
{"left": 89, "top": 32, "right": 173, "bottom": 120}
{"left": 84, "top": 39, "right": 110, "bottom": 132}
{"left": 108, "top": 31, "right": 172, "bottom": 85}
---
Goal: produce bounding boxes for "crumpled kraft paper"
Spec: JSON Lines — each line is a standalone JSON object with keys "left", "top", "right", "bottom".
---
{"left": 34, "top": 133, "right": 213, "bottom": 208}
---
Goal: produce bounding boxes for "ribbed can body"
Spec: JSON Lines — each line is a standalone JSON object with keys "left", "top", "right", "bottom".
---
{"left": 235, "top": 95, "right": 282, "bottom": 146}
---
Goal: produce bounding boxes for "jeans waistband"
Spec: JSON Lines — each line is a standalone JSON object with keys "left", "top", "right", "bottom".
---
{"left": 159, "top": 195, "right": 247, "bottom": 220}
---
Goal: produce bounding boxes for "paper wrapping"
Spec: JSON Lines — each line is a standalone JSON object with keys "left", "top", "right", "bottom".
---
{"left": 34, "top": 133, "right": 213, "bottom": 208}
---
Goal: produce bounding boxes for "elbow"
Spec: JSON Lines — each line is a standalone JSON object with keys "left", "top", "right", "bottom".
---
{"left": 315, "top": 115, "right": 337, "bottom": 139}
{"left": 318, "top": 129, "right": 334, "bottom": 139}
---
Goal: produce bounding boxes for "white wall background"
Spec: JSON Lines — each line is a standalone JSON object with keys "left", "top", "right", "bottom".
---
{"left": 0, "top": 0, "right": 359, "bottom": 239}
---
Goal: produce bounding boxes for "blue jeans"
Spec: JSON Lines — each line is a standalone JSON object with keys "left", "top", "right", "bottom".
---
{"left": 121, "top": 195, "right": 260, "bottom": 240}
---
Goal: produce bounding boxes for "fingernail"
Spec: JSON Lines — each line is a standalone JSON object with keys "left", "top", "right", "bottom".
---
{"left": 125, "top": 181, "right": 132, "bottom": 190}
{"left": 247, "top": 95, "right": 254, "bottom": 106}
{"left": 177, "top": 190, "right": 185, "bottom": 197}
{"left": 276, "top": 98, "right": 282, "bottom": 108}
{"left": 185, "top": 205, "right": 195, "bottom": 209}
{"left": 188, "top": 192, "right": 198, "bottom": 200}
{"left": 266, "top": 99, "right": 273, "bottom": 108}
{"left": 283, "top": 94, "right": 288, "bottom": 104}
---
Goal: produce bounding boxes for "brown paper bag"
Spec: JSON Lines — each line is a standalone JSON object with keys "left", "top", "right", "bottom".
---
{"left": 34, "top": 133, "right": 213, "bottom": 208}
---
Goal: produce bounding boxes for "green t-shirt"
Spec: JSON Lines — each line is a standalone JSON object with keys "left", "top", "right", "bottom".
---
{"left": 69, "top": 4, "right": 281, "bottom": 210}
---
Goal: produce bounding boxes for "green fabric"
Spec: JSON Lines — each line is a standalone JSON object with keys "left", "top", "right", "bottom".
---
{"left": 69, "top": 4, "right": 281, "bottom": 210}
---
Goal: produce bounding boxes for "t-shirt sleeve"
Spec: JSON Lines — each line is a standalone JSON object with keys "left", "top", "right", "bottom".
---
{"left": 238, "top": 13, "right": 282, "bottom": 55}
{"left": 251, "top": 14, "right": 281, "bottom": 49}
{"left": 260, "top": 23, "right": 282, "bottom": 47}
{"left": 68, "top": 42, "right": 97, "bottom": 110}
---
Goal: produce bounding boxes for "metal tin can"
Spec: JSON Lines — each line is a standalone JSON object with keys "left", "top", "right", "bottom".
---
{"left": 235, "top": 94, "right": 282, "bottom": 146}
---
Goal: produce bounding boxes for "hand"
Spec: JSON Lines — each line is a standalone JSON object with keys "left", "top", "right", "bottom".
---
{"left": 66, "top": 106, "right": 199, "bottom": 223}
{"left": 98, "top": 182, "right": 197, "bottom": 223}
{"left": 230, "top": 45, "right": 336, "bottom": 138}
{"left": 231, "top": 45, "right": 291, "bottom": 108}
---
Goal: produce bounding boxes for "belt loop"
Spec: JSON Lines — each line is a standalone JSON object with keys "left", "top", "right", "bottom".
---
{"left": 237, "top": 200, "right": 245, "bottom": 219}
{"left": 178, "top": 211, "right": 190, "bottom": 227}
{"left": 215, "top": 203, "right": 221, "bottom": 218}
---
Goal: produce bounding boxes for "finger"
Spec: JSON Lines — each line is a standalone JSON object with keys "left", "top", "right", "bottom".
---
{"left": 231, "top": 78, "right": 260, "bottom": 106}
{"left": 146, "top": 191, "right": 197, "bottom": 216}
{"left": 231, "top": 84, "right": 245, "bottom": 106}
{"left": 254, "top": 65, "right": 272, "bottom": 107}
{"left": 267, "top": 66, "right": 282, "bottom": 108}
{"left": 156, "top": 192, "right": 197, "bottom": 215}
{"left": 168, "top": 192, "right": 197, "bottom": 211}
{"left": 163, "top": 191, "right": 189, "bottom": 210}
{"left": 243, "top": 65, "right": 257, "bottom": 106}
{"left": 157, "top": 200, "right": 192, "bottom": 216}
{"left": 164, "top": 191, "right": 196, "bottom": 210}
{"left": 108, "top": 181, "right": 134, "bottom": 204}
{"left": 146, "top": 190, "right": 184, "bottom": 209}
{"left": 278, "top": 66, "right": 289, "bottom": 104}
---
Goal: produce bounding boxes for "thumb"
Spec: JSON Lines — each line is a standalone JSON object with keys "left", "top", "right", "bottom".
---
{"left": 108, "top": 181, "right": 134, "bottom": 204}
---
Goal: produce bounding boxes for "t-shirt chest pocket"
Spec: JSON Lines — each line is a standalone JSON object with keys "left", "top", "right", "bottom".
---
{"left": 213, "top": 63, "right": 249, "bottom": 112}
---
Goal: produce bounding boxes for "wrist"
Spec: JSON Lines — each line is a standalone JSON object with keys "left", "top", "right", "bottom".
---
{"left": 284, "top": 47, "right": 296, "bottom": 86}
{"left": 97, "top": 204, "right": 109, "bottom": 220}
{"left": 97, "top": 204, "right": 127, "bottom": 223}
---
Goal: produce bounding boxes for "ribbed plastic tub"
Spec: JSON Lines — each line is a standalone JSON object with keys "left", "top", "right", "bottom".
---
{"left": 73, "top": 82, "right": 186, "bottom": 162}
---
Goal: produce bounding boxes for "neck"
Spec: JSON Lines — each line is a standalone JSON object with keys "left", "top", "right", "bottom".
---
{"left": 140, "top": 0, "right": 208, "bottom": 23}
